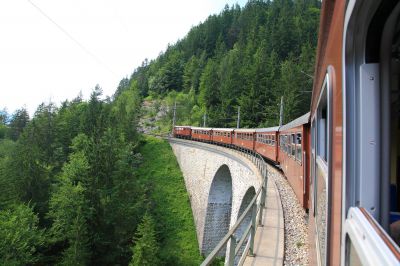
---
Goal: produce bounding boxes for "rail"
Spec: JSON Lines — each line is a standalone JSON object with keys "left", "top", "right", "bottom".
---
{"left": 169, "top": 136, "right": 270, "bottom": 266}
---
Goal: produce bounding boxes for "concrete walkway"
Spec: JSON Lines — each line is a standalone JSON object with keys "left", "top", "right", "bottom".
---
{"left": 243, "top": 176, "right": 284, "bottom": 266}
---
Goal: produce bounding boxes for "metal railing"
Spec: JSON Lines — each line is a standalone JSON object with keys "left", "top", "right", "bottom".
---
{"left": 170, "top": 136, "right": 269, "bottom": 266}
{"left": 201, "top": 147, "right": 268, "bottom": 266}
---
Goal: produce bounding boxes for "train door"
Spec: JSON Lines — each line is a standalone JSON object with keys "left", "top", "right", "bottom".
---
{"left": 343, "top": 0, "right": 400, "bottom": 265}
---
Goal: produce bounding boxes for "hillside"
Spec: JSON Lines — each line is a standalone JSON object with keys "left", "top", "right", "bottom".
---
{"left": 116, "top": 0, "right": 320, "bottom": 133}
{"left": 136, "top": 136, "right": 202, "bottom": 265}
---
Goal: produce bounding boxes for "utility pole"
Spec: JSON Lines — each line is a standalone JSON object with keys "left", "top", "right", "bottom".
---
{"left": 237, "top": 106, "right": 241, "bottom": 129}
{"left": 172, "top": 100, "right": 177, "bottom": 129}
{"left": 203, "top": 112, "right": 207, "bottom": 127}
{"left": 279, "top": 96, "right": 284, "bottom": 126}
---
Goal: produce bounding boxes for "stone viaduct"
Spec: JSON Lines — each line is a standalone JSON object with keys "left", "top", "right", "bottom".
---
{"left": 169, "top": 138, "right": 264, "bottom": 255}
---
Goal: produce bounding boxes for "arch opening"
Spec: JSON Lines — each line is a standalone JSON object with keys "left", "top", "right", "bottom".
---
{"left": 234, "top": 186, "right": 256, "bottom": 262}
{"left": 202, "top": 164, "right": 233, "bottom": 256}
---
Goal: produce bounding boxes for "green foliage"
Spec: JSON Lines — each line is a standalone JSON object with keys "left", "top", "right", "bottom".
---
{"left": 129, "top": 213, "right": 160, "bottom": 266}
{"left": 0, "top": 86, "right": 151, "bottom": 265}
{"left": 0, "top": 204, "right": 44, "bottom": 265}
{"left": 0, "top": 139, "right": 19, "bottom": 208}
{"left": 128, "top": 0, "right": 320, "bottom": 127}
{"left": 0, "top": 123, "right": 9, "bottom": 139}
{"left": 47, "top": 151, "right": 91, "bottom": 265}
{"left": 8, "top": 108, "right": 29, "bottom": 141}
{"left": 136, "top": 136, "right": 202, "bottom": 265}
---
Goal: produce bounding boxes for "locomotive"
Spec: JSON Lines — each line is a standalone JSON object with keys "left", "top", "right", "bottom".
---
{"left": 174, "top": 0, "right": 400, "bottom": 265}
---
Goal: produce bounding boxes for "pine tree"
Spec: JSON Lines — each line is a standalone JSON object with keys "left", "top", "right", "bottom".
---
{"left": 47, "top": 151, "right": 91, "bottom": 265}
{"left": 8, "top": 108, "right": 29, "bottom": 141}
{"left": 0, "top": 204, "right": 44, "bottom": 265}
{"left": 129, "top": 213, "right": 160, "bottom": 266}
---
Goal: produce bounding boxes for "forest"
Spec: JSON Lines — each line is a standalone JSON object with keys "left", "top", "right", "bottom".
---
{"left": 0, "top": 1, "right": 320, "bottom": 265}
{"left": 119, "top": 0, "right": 320, "bottom": 131}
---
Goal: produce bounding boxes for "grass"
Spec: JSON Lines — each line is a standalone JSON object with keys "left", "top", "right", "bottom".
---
{"left": 137, "top": 135, "right": 203, "bottom": 266}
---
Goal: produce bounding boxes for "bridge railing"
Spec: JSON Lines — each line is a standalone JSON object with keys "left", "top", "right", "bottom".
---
{"left": 198, "top": 144, "right": 269, "bottom": 266}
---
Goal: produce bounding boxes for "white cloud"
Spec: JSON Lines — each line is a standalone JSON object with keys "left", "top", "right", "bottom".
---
{"left": 0, "top": 0, "right": 246, "bottom": 115}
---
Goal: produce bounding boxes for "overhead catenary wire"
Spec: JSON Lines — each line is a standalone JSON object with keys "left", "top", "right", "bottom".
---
{"left": 26, "top": 0, "right": 117, "bottom": 77}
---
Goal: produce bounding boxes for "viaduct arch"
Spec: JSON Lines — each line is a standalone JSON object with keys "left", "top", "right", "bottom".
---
{"left": 169, "top": 138, "right": 263, "bottom": 255}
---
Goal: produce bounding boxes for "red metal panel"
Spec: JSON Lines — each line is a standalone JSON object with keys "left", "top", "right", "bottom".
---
{"left": 279, "top": 125, "right": 308, "bottom": 209}
{"left": 212, "top": 130, "right": 233, "bottom": 145}
{"left": 255, "top": 132, "right": 278, "bottom": 162}
{"left": 173, "top": 126, "right": 191, "bottom": 137}
{"left": 192, "top": 129, "right": 212, "bottom": 141}
{"left": 309, "top": 0, "right": 345, "bottom": 264}
{"left": 233, "top": 131, "right": 255, "bottom": 151}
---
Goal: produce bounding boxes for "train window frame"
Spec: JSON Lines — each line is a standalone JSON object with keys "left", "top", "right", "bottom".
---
{"left": 312, "top": 72, "right": 333, "bottom": 266}
{"left": 296, "top": 132, "right": 302, "bottom": 163}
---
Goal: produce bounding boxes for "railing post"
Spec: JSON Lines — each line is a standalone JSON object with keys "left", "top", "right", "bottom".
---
{"left": 226, "top": 235, "right": 236, "bottom": 266}
{"left": 249, "top": 202, "right": 257, "bottom": 257}
{"left": 259, "top": 172, "right": 267, "bottom": 226}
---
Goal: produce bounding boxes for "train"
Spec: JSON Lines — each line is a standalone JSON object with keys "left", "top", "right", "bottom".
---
{"left": 174, "top": 0, "right": 400, "bottom": 265}
{"left": 173, "top": 117, "right": 310, "bottom": 209}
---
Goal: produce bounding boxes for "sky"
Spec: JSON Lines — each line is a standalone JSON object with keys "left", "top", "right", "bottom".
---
{"left": 0, "top": 0, "right": 247, "bottom": 116}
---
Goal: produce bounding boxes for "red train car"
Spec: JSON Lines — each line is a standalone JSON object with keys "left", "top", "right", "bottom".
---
{"left": 308, "top": 0, "right": 400, "bottom": 265}
{"left": 191, "top": 127, "right": 212, "bottom": 142}
{"left": 278, "top": 113, "right": 310, "bottom": 210}
{"left": 233, "top": 128, "right": 255, "bottom": 151}
{"left": 212, "top": 128, "right": 233, "bottom": 145}
{"left": 254, "top": 127, "right": 279, "bottom": 163}
{"left": 173, "top": 126, "right": 191, "bottom": 138}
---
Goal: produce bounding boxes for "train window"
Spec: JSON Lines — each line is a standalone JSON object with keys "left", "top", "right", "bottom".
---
{"left": 291, "top": 134, "right": 296, "bottom": 157}
{"left": 314, "top": 73, "right": 331, "bottom": 266}
{"left": 283, "top": 135, "right": 286, "bottom": 152}
{"left": 296, "top": 133, "right": 302, "bottom": 162}
{"left": 318, "top": 103, "right": 328, "bottom": 161}
{"left": 287, "top": 135, "right": 290, "bottom": 153}
{"left": 282, "top": 136, "right": 285, "bottom": 151}
{"left": 285, "top": 135, "right": 288, "bottom": 153}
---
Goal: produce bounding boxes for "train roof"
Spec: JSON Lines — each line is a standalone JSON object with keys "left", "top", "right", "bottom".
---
{"left": 212, "top": 128, "right": 234, "bottom": 132}
{"left": 255, "top": 126, "right": 280, "bottom": 133}
{"left": 174, "top": 125, "right": 191, "bottom": 128}
{"left": 279, "top": 112, "right": 310, "bottom": 131}
{"left": 191, "top": 126, "right": 212, "bottom": 130}
{"left": 234, "top": 128, "right": 256, "bottom": 133}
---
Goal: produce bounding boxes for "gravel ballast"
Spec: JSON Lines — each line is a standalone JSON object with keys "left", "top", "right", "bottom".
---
{"left": 268, "top": 166, "right": 309, "bottom": 265}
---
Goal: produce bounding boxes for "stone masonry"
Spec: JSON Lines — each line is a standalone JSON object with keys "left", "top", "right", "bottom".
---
{"left": 169, "top": 138, "right": 263, "bottom": 254}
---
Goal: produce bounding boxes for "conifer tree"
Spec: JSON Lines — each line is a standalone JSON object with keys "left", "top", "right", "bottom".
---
{"left": 129, "top": 213, "right": 160, "bottom": 266}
